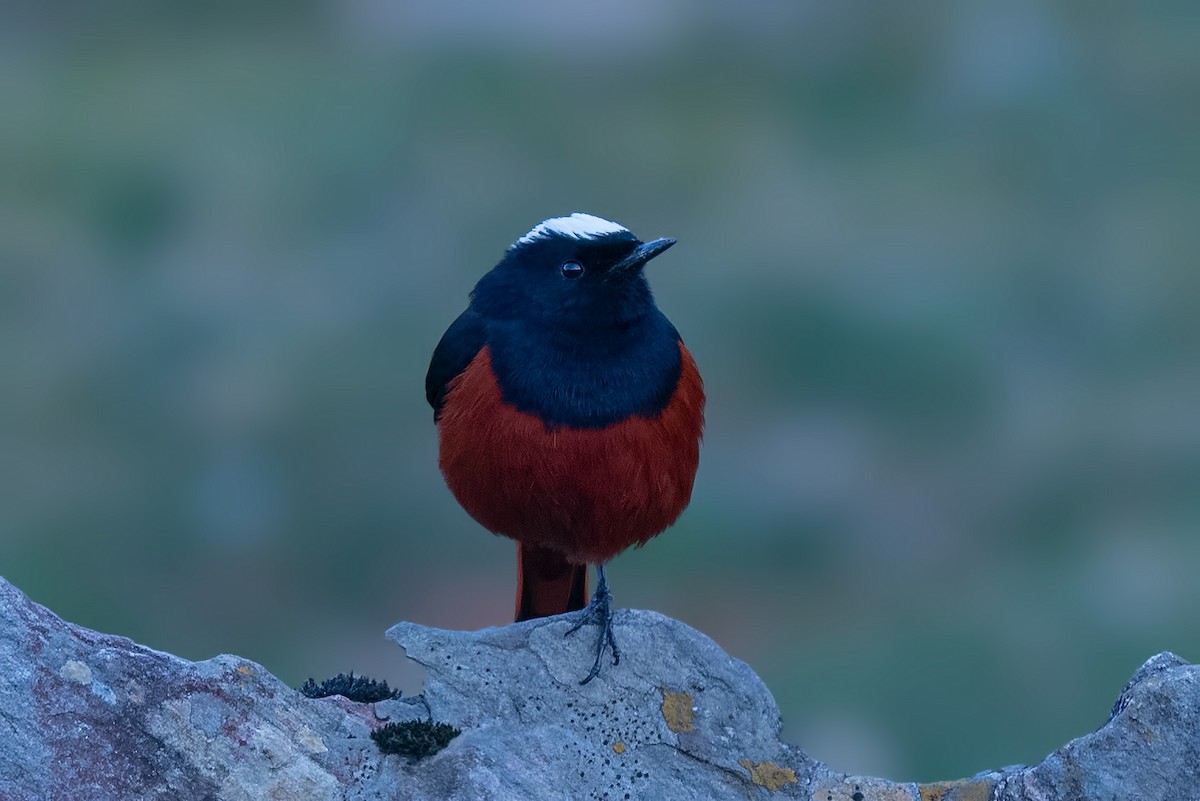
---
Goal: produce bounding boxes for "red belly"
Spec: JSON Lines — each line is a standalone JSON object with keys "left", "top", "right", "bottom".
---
{"left": 436, "top": 344, "right": 704, "bottom": 564}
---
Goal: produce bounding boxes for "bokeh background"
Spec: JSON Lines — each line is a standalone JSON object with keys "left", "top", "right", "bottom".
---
{"left": 3, "top": 0, "right": 1198, "bottom": 782}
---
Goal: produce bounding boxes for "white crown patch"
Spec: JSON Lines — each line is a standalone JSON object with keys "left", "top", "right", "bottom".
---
{"left": 516, "top": 213, "right": 631, "bottom": 246}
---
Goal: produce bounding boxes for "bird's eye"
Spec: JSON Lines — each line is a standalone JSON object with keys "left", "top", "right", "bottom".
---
{"left": 560, "top": 261, "right": 584, "bottom": 279}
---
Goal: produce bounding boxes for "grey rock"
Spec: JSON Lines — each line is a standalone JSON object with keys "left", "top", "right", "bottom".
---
{"left": 386, "top": 609, "right": 812, "bottom": 800}
{"left": 0, "top": 576, "right": 424, "bottom": 801}
{"left": 1, "top": 575, "right": 1197, "bottom": 801}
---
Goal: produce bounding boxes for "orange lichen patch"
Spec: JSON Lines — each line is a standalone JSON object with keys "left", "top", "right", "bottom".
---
{"left": 920, "top": 786, "right": 948, "bottom": 801}
{"left": 612, "top": 742, "right": 626, "bottom": 755}
{"left": 236, "top": 664, "right": 254, "bottom": 676}
{"left": 919, "top": 779, "right": 992, "bottom": 801}
{"left": 739, "top": 759, "right": 797, "bottom": 792}
{"left": 660, "top": 689, "right": 696, "bottom": 733}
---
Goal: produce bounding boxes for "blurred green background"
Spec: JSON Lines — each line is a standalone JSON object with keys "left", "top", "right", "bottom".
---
{"left": 3, "top": 0, "right": 1198, "bottom": 783}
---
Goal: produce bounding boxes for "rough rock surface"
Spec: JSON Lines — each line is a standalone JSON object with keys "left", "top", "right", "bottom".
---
{"left": 1, "top": 575, "right": 1197, "bottom": 800}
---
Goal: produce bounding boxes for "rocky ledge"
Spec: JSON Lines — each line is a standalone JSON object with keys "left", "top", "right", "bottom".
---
{"left": 0, "top": 576, "right": 1196, "bottom": 800}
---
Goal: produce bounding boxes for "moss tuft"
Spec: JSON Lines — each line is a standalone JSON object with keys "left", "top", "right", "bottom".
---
{"left": 371, "top": 719, "right": 462, "bottom": 759}
{"left": 299, "top": 672, "right": 401, "bottom": 703}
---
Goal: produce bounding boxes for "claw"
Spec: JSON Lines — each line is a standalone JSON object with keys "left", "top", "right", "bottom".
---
{"left": 564, "top": 565, "right": 620, "bottom": 684}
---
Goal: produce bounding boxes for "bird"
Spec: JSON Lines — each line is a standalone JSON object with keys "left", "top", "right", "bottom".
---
{"left": 426, "top": 213, "right": 704, "bottom": 683}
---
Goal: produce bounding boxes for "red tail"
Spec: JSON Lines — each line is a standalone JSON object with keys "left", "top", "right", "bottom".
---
{"left": 515, "top": 543, "right": 588, "bottom": 622}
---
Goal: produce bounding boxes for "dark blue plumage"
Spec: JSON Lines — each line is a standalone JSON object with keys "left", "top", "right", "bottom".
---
{"left": 427, "top": 220, "right": 683, "bottom": 429}
{"left": 425, "top": 309, "right": 486, "bottom": 419}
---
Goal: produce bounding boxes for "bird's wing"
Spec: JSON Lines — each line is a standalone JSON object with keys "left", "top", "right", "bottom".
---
{"left": 426, "top": 308, "right": 488, "bottom": 420}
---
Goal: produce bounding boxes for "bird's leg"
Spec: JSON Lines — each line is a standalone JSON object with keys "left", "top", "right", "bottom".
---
{"left": 564, "top": 565, "right": 620, "bottom": 685}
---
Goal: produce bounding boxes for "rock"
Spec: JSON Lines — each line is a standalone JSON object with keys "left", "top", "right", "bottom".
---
{"left": 1, "top": 575, "right": 1197, "bottom": 800}
{"left": 993, "top": 649, "right": 1200, "bottom": 801}
{"left": 386, "top": 610, "right": 810, "bottom": 800}
{"left": 0, "top": 576, "right": 425, "bottom": 801}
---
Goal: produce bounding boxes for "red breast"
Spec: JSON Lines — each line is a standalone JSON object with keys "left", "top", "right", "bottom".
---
{"left": 436, "top": 342, "right": 704, "bottom": 565}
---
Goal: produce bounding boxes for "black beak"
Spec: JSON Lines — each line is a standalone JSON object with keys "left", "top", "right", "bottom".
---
{"left": 612, "top": 237, "right": 676, "bottom": 273}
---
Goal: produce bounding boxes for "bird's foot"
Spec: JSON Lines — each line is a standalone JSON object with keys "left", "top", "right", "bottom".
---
{"left": 564, "top": 568, "right": 620, "bottom": 685}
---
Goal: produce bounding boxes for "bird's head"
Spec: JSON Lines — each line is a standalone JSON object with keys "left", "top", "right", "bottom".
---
{"left": 470, "top": 213, "right": 676, "bottom": 332}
